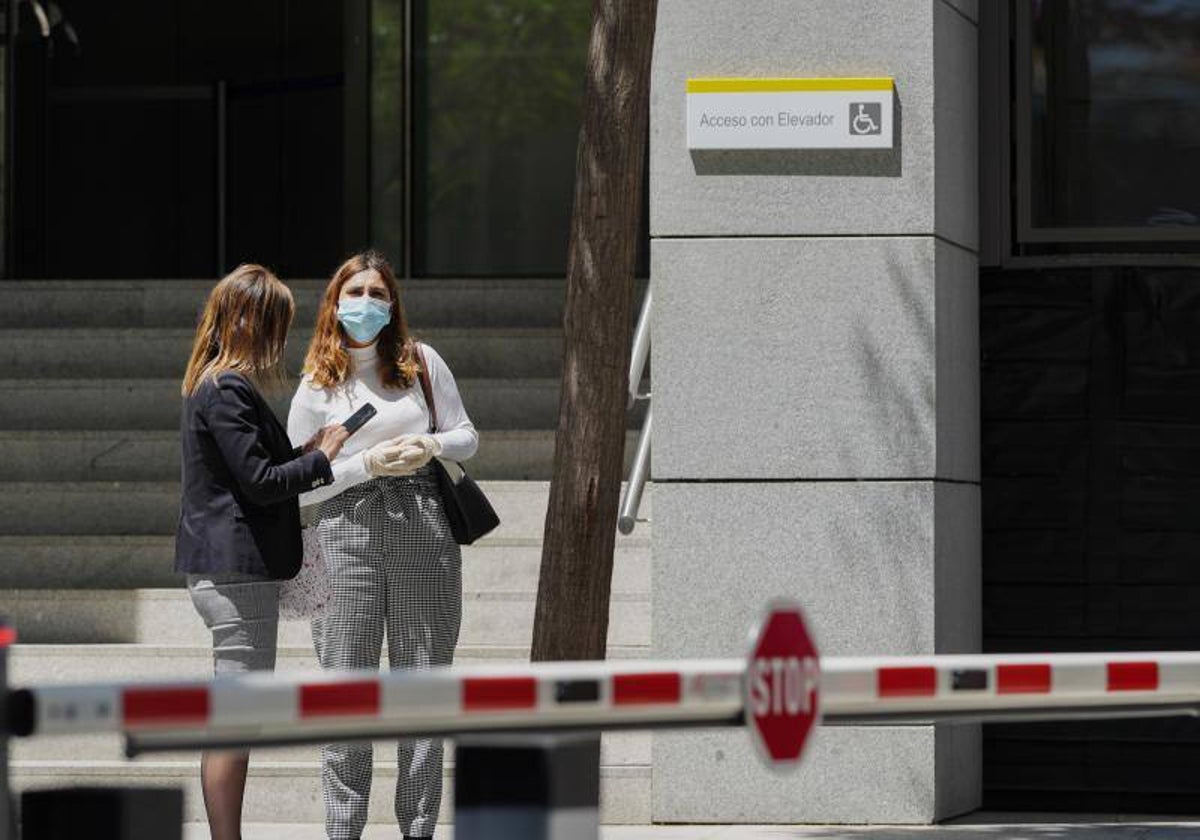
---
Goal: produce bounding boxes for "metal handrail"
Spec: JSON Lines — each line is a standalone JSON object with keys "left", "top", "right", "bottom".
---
{"left": 618, "top": 406, "right": 651, "bottom": 534}
{"left": 626, "top": 288, "right": 652, "bottom": 408}
{"left": 28, "top": 1, "right": 52, "bottom": 38}
{"left": 618, "top": 289, "right": 652, "bottom": 534}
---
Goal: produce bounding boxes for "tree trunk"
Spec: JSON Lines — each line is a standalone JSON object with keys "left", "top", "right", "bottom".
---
{"left": 530, "top": 0, "right": 657, "bottom": 663}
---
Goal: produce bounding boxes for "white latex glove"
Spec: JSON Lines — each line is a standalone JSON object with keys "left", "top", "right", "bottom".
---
{"left": 384, "top": 434, "right": 442, "bottom": 472}
{"left": 398, "top": 434, "right": 442, "bottom": 458}
{"left": 362, "top": 438, "right": 418, "bottom": 477}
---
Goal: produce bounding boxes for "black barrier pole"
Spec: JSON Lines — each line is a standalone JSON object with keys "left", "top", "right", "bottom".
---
{"left": 1, "top": 615, "right": 13, "bottom": 840}
{"left": 455, "top": 735, "right": 601, "bottom": 840}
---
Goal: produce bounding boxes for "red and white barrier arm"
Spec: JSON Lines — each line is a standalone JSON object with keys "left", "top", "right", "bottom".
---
{"left": 822, "top": 652, "right": 1200, "bottom": 724}
{"left": 9, "top": 651, "right": 1200, "bottom": 754}
{"left": 7, "top": 659, "right": 747, "bottom": 753}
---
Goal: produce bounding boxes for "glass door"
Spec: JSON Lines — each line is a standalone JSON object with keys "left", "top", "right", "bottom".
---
{"left": 366, "top": 0, "right": 637, "bottom": 281}
{"left": 7, "top": 0, "right": 344, "bottom": 279}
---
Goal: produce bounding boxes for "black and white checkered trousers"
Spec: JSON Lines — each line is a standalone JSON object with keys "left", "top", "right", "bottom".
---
{"left": 311, "top": 465, "right": 461, "bottom": 839}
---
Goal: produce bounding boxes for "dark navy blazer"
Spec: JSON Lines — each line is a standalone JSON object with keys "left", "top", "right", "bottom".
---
{"left": 174, "top": 371, "right": 333, "bottom": 579}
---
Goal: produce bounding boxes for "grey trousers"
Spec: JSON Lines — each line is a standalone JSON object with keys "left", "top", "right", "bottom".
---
{"left": 311, "top": 469, "right": 462, "bottom": 839}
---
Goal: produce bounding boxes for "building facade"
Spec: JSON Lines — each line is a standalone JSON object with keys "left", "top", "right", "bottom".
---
{"left": 5, "top": 0, "right": 1200, "bottom": 824}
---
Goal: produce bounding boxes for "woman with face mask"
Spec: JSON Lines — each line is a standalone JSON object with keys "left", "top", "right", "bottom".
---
{"left": 287, "top": 250, "right": 478, "bottom": 840}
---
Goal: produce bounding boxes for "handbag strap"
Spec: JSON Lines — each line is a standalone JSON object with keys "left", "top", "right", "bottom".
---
{"left": 413, "top": 342, "right": 476, "bottom": 480}
{"left": 413, "top": 342, "right": 439, "bottom": 434}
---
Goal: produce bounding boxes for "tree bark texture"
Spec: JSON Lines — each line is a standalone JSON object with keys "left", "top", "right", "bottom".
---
{"left": 530, "top": 0, "right": 657, "bottom": 662}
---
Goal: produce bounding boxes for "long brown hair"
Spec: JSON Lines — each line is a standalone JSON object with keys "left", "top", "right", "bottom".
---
{"left": 303, "top": 250, "right": 418, "bottom": 389}
{"left": 182, "top": 264, "right": 295, "bottom": 396}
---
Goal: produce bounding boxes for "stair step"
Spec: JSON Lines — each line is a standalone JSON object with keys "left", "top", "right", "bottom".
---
{"left": 0, "top": 481, "right": 652, "bottom": 538}
{"left": 8, "top": 760, "right": 651, "bottom": 824}
{"left": 0, "top": 536, "right": 181, "bottom": 588}
{"left": 0, "top": 379, "right": 648, "bottom": 433}
{"left": 0, "top": 588, "right": 650, "bottom": 646}
{"left": 0, "top": 327, "right": 568, "bottom": 379}
{"left": 0, "top": 429, "right": 643, "bottom": 482}
{"left": 8, "top": 643, "right": 651, "bottom": 684}
{"left": 0, "top": 378, "right": 615, "bottom": 431}
{"left": 0, "top": 534, "right": 651, "bottom": 590}
{"left": 1, "top": 280, "right": 657, "bottom": 829}
{"left": 11, "top": 729, "right": 649, "bottom": 765}
{"left": 0, "top": 278, "right": 569, "bottom": 329}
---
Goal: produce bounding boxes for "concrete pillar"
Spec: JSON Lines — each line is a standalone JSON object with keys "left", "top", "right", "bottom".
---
{"left": 650, "top": 0, "right": 980, "bottom": 823}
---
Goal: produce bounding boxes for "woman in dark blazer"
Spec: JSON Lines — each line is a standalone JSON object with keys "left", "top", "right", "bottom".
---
{"left": 175, "top": 264, "right": 348, "bottom": 840}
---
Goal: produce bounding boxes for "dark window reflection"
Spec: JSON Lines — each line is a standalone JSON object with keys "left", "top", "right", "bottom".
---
{"left": 412, "top": 0, "right": 591, "bottom": 277}
{"left": 1030, "top": 0, "right": 1200, "bottom": 233}
{"left": 371, "top": 0, "right": 406, "bottom": 269}
{"left": 11, "top": 0, "right": 647, "bottom": 280}
{"left": 10, "top": 0, "right": 343, "bottom": 279}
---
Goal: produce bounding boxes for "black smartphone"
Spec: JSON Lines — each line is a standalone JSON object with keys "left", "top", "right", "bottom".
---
{"left": 341, "top": 402, "right": 377, "bottom": 436}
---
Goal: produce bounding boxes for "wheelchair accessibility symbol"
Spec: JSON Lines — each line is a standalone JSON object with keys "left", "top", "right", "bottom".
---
{"left": 849, "top": 102, "right": 882, "bottom": 136}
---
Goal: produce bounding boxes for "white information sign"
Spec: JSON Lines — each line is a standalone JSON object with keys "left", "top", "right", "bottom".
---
{"left": 686, "top": 78, "right": 894, "bottom": 151}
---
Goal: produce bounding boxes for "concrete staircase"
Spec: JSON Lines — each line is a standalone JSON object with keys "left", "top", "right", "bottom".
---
{"left": 0, "top": 279, "right": 652, "bottom": 826}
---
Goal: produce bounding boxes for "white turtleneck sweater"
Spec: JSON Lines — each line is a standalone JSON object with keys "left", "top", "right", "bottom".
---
{"left": 286, "top": 342, "right": 479, "bottom": 508}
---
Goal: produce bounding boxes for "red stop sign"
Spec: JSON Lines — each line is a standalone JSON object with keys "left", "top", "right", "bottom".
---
{"left": 745, "top": 601, "right": 820, "bottom": 768}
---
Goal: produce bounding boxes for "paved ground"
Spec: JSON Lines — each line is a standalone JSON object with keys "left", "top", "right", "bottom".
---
{"left": 182, "top": 816, "right": 1200, "bottom": 839}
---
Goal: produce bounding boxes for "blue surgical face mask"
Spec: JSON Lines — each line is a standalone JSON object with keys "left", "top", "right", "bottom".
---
{"left": 337, "top": 297, "right": 392, "bottom": 344}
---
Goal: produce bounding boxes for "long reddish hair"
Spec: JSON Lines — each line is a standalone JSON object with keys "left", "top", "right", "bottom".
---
{"left": 303, "top": 251, "right": 419, "bottom": 389}
{"left": 182, "top": 264, "right": 294, "bottom": 396}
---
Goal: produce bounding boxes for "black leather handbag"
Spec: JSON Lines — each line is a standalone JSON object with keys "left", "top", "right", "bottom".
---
{"left": 415, "top": 344, "right": 500, "bottom": 545}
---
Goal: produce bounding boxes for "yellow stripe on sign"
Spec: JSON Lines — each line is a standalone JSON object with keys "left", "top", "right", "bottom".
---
{"left": 686, "top": 77, "right": 893, "bottom": 94}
